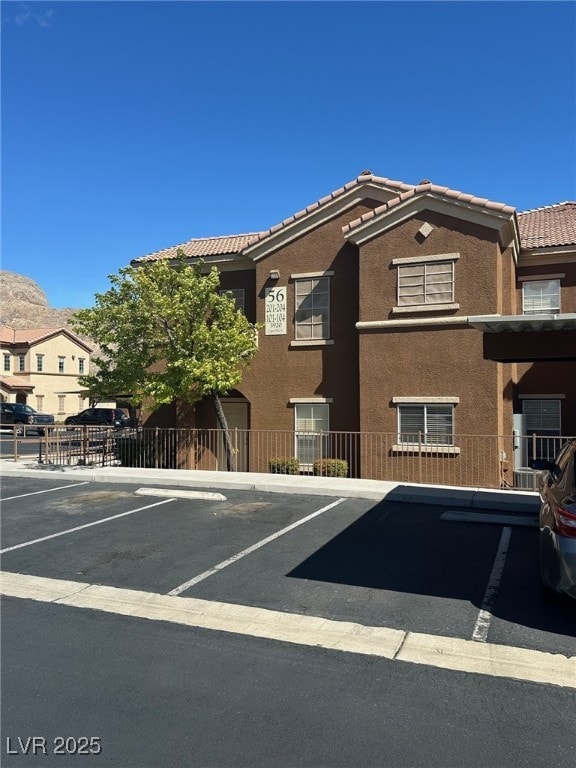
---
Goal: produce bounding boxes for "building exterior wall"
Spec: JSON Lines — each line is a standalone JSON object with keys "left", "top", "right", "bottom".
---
{"left": 0, "top": 332, "right": 91, "bottom": 419}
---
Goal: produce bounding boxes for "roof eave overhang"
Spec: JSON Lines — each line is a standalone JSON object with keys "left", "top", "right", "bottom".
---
{"left": 29, "top": 329, "right": 93, "bottom": 354}
{"left": 468, "top": 313, "right": 576, "bottom": 333}
{"left": 344, "top": 194, "right": 519, "bottom": 258}
{"left": 242, "top": 181, "right": 407, "bottom": 262}
{"left": 519, "top": 244, "right": 576, "bottom": 266}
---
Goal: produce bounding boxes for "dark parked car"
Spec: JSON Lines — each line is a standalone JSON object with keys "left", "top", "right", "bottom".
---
{"left": 532, "top": 439, "right": 576, "bottom": 601}
{"left": 64, "top": 408, "right": 129, "bottom": 429}
{"left": 64, "top": 407, "right": 129, "bottom": 429}
{"left": 0, "top": 402, "right": 55, "bottom": 435}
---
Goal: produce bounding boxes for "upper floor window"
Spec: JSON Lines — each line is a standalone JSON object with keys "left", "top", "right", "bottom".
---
{"left": 58, "top": 356, "right": 65, "bottom": 373}
{"left": 36, "top": 354, "right": 44, "bottom": 372}
{"left": 398, "top": 260, "right": 455, "bottom": 307}
{"left": 220, "top": 289, "right": 245, "bottom": 314}
{"left": 78, "top": 358, "right": 85, "bottom": 375}
{"left": 3, "top": 354, "right": 10, "bottom": 372}
{"left": 522, "top": 279, "right": 560, "bottom": 315}
{"left": 18, "top": 354, "right": 25, "bottom": 372}
{"left": 295, "top": 277, "right": 330, "bottom": 340}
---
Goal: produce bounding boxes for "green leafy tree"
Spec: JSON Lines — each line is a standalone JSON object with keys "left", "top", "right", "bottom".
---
{"left": 71, "top": 253, "right": 259, "bottom": 470}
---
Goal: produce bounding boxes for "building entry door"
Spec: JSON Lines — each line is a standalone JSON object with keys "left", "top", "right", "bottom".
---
{"left": 217, "top": 399, "right": 249, "bottom": 472}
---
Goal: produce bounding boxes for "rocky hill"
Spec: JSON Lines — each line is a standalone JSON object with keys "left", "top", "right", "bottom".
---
{"left": 0, "top": 270, "right": 82, "bottom": 329}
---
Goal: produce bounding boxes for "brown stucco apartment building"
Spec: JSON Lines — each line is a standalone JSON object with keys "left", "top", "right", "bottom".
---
{"left": 135, "top": 171, "right": 576, "bottom": 488}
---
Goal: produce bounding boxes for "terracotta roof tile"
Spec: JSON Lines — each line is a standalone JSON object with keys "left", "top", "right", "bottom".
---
{"left": 134, "top": 233, "right": 263, "bottom": 263}
{"left": 244, "top": 173, "right": 415, "bottom": 249}
{"left": 0, "top": 376, "right": 34, "bottom": 390}
{"left": 342, "top": 183, "right": 516, "bottom": 235}
{"left": 0, "top": 326, "right": 68, "bottom": 345}
{"left": 517, "top": 202, "right": 576, "bottom": 249}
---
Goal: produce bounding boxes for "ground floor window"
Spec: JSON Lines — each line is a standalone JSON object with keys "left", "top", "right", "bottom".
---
{"left": 36, "top": 395, "right": 44, "bottom": 411}
{"left": 294, "top": 403, "right": 329, "bottom": 467}
{"left": 58, "top": 395, "right": 66, "bottom": 413}
{"left": 397, "top": 404, "right": 454, "bottom": 446}
{"left": 522, "top": 398, "right": 562, "bottom": 463}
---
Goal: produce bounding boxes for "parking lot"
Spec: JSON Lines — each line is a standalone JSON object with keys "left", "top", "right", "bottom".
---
{"left": 1, "top": 474, "right": 574, "bottom": 657}
{"left": 2, "top": 473, "right": 575, "bottom": 768}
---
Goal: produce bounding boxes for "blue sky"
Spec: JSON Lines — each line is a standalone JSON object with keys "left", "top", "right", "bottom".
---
{"left": 2, "top": 1, "right": 575, "bottom": 309}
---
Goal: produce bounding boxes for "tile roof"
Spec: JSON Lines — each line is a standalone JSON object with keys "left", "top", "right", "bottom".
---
{"left": 244, "top": 173, "right": 415, "bottom": 249}
{"left": 0, "top": 376, "right": 34, "bottom": 390}
{"left": 134, "top": 233, "right": 263, "bottom": 263}
{"left": 342, "top": 183, "right": 516, "bottom": 235}
{"left": 0, "top": 326, "right": 67, "bottom": 345}
{"left": 517, "top": 202, "right": 576, "bottom": 249}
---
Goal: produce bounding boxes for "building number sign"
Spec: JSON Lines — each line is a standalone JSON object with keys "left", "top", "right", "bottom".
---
{"left": 265, "top": 286, "right": 287, "bottom": 335}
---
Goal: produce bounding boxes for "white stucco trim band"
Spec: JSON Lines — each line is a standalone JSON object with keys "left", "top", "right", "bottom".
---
{"left": 290, "top": 271, "right": 335, "bottom": 279}
{"left": 357, "top": 315, "right": 494, "bottom": 330}
{"left": 391, "top": 252, "right": 460, "bottom": 266}
{"left": 289, "top": 398, "right": 333, "bottom": 404}
{"left": 392, "top": 397, "right": 460, "bottom": 404}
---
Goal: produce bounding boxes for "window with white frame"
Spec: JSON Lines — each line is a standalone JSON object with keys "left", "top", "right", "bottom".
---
{"left": 18, "top": 354, "right": 25, "bottom": 372}
{"left": 58, "top": 395, "right": 66, "bottom": 413}
{"left": 397, "top": 404, "right": 454, "bottom": 445}
{"left": 3, "top": 354, "right": 10, "bottom": 372}
{"left": 36, "top": 354, "right": 44, "bottom": 372}
{"left": 398, "top": 260, "right": 455, "bottom": 307}
{"left": 522, "top": 398, "right": 561, "bottom": 463}
{"left": 294, "top": 403, "right": 329, "bottom": 466}
{"left": 522, "top": 280, "right": 560, "bottom": 315}
{"left": 58, "top": 356, "right": 65, "bottom": 373}
{"left": 78, "top": 358, "right": 85, "bottom": 375}
{"left": 36, "top": 395, "right": 44, "bottom": 411}
{"left": 295, "top": 277, "right": 330, "bottom": 340}
{"left": 220, "top": 288, "right": 245, "bottom": 314}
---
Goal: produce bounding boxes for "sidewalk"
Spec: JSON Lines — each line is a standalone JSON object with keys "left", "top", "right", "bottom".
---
{"left": 0, "top": 459, "right": 540, "bottom": 514}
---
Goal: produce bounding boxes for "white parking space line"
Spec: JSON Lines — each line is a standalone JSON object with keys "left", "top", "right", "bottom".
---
{"left": 472, "top": 526, "right": 512, "bottom": 643}
{"left": 168, "top": 497, "right": 346, "bottom": 596}
{"left": 0, "top": 498, "right": 175, "bottom": 554}
{"left": 1, "top": 482, "right": 90, "bottom": 502}
{"left": 2, "top": 571, "right": 574, "bottom": 690}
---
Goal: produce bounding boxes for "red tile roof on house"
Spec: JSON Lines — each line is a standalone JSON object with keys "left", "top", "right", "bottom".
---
{"left": 517, "top": 202, "right": 576, "bottom": 249}
{"left": 0, "top": 326, "right": 66, "bottom": 345}
{"left": 135, "top": 233, "right": 263, "bottom": 263}
{"left": 243, "top": 173, "right": 415, "bottom": 249}
{"left": 0, "top": 326, "right": 91, "bottom": 351}
{"left": 0, "top": 376, "right": 34, "bottom": 391}
{"left": 342, "top": 182, "right": 516, "bottom": 236}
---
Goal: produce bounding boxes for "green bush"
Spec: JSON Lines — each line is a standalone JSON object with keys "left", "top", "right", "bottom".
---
{"left": 313, "top": 458, "right": 348, "bottom": 477}
{"left": 268, "top": 456, "right": 300, "bottom": 475}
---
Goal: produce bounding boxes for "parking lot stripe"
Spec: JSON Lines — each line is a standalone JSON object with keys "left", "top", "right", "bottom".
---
{"left": 1, "top": 481, "right": 90, "bottom": 502}
{"left": 1, "top": 571, "right": 574, "bottom": 689}
{"left": 168, "top": 497, "right": 346, "bottom": 596}
{"left": 0, "top": 498, "right": 176, "bottom": 554}
{"left": 472, "top": 526, "right": 512, "bottom": 643}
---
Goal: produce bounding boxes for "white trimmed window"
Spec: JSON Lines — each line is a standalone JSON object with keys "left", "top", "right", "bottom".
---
{"left": 3, "top": 354, "right": 10, "bottom": 372}
{"left": 18, "top": 354, "right": 25, "bottom": 372}
{"left": 36, "top": 354, "right": 44, "bottom": 372}
{"left": 220, "top": 288, "right": 245, "bottom": 314}
{"left": 294, "top": 403, "right": 329, "bottom": 467}
{"left": 522, "top": 398, "right": 562, "bottom": 464}
{"left": 36, "top": 395, "right": 44, "bottom": 411}
{"left": 58, "top": 356, "right": 65, "bottom": 373}
{"left": 78, "top": 358, "right": 85, "bottom": 374}
{"left": 522, "top": 280, "right": 560, "bottom": 315}
{"left": 397, "top": 403, "right": 455, "bottom": 446}
{"left": 295, "top": 277, "right": 330, "bottom": 340}
{"left": 58, "top": 395, "right": 66, "bottom": 413}
{"left": 398, "top": 261, "right": 455, "bottom": 307}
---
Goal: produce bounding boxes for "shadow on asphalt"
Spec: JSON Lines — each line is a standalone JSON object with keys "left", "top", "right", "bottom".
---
{"left": 287, "top": 498, "right": 576, "bottom": 639}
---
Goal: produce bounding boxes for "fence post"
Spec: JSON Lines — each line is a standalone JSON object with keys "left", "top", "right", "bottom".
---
{"left": 82, "top": 426, "right": 88, "bottom": 465}
{"left": 418, "top": 431, "right": 423, "bottom": 484}
{"left": 154, "top": 427, "right": 159, "bottom": 469}
{"left": 234, "top": 427, "right": 238, "bottom": 472}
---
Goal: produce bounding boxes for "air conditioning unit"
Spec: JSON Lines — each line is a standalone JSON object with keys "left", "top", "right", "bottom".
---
{"left": 513, "top": 467, "right": 540, "bottom": 491}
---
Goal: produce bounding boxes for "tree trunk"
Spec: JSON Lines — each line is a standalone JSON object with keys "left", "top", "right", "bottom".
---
{"left": 212, "top": 391, "right": 236, "bottom": 472}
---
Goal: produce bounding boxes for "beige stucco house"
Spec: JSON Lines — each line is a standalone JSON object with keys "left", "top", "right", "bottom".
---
{"left": 0, "top": 326, "right": 92, "bottom": 420}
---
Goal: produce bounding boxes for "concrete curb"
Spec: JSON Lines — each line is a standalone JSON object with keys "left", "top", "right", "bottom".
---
{"left": 0, "top": 460, "right": 540, "bottom": 514}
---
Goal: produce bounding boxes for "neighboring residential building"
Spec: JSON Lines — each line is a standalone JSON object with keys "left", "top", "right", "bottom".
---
{"left": 0, "top": 327, "right": 92, "bottom": 419}
{"left": 134, "top": 172, "right": 576, "bottom": 486}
